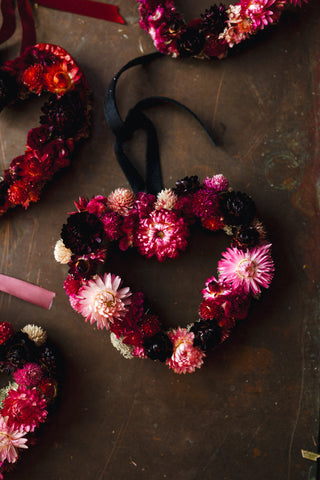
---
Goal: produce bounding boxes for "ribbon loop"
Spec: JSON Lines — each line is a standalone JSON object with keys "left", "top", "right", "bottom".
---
{"left": 104, "top": 53, "right": 217, "bottom": 195}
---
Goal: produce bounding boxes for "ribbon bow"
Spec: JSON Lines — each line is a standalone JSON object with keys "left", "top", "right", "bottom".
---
{"left": 0, "top": 0, "right": 125, "bottom": 53}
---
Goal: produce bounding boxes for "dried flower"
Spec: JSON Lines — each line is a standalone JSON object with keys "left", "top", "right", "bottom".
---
{"left": 166, "top": 328, "right": 205, "bottom": 374}
{"left": 2, "top": 386, "right": 47, "bottom": 432}
{"left": 13, "top": 363, "right": 43, "bottom": 388}
{"left": 218, "top": 244, "right": 274, "bottom": 295}
{"left": 21, "top": 325, "right": 47, "bottom": 347}
{"left": 107, "top": 188, "right": 135, "bottom": 215}
{"left": 78, "top": 274, "right": 132, "bottom": 329}
{"left": 154, "top": 188, "right": 178, "bottom": 210}
{"left": 135, "top": 209, "right": 189, "bottom": 261}
{"left": 0, "top": 416, "right": 28, "bottom": 463}
{"left": 54, "top": 239, "right": 72, "bottom": 264}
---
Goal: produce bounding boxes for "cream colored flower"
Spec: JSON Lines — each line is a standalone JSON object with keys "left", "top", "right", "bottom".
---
{"left": 154, "top": 188, "right": 178, "bottom": 211}
{"left": 110, "top": 333, "right": 134, "bottom": 359}
{"left": 21, "top": 324, "right": 47, "bottom": 346}
{"left": 54, "top": 239, "right": 72, "bottom": 264}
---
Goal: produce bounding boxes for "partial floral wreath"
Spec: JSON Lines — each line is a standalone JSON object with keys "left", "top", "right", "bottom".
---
{"left": 55, "top": 174, "right": 274, "bottom": 374}
{"left": 0, "top": 322, "right": 62, "bottom": 478}
{"left": 0, "top": 43, "right": 91, "bottom": 216}
{"left": 137, "top": 0, "right": 307, "bottom": 59}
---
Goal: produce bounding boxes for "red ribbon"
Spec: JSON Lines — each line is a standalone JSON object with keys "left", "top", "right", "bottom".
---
{"left": 0, "top": 0, "right": 125, "bottom": 53}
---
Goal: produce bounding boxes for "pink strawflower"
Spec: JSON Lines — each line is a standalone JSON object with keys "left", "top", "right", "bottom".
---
{"left": 203, "top": 174, "right": 229, "bottom": 192}
{"left": 218, "top": 244, "right": 274, "bottom": 295}
{"left": 202, "top": 276, "right": 233, "bottom": 301}
{"left": 77, "top": 273, "right": 132, "bottom": 329}
{"left": 166, "top": 328, "right": 205, "bottom": 374}
{"left": 240, "top": 0, "right": 284, "bottom": 30}
{"left": 13, "top": 363, "right": 43, "bottom": 388}
{"left": 107, "top": 188, "right": 136, "bottom": 215}
{"left": 86, "top": 195, "right": 108, "bottom": 217}
{"left": 135, "top": 209, "right": 189, "bottom": 261}
{"left": 2, "top": 386, "right": 47, "bottom": 433}
{"left": 0, "top": 416, "right": 28, "bottom": 463}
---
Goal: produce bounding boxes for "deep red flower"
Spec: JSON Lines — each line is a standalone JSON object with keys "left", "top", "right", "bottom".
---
{"left": 22, "top": 64, "right": 44, "bottom": 94}
{"left": 199, "top": 299, "right": 224, "bottom": 321}
{"left": 0, "top": 322, "right": 15, "bottom": 345}
{"left": 7, "top": 180, "right": 40, "bottom": 208}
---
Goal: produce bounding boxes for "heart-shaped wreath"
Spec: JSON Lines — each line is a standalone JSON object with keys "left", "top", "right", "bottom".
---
{"left": 0, "top": 43, "right": 91, "bottom": 216}
{"left": 55, "top": 174, "right": 274, "bottom": 374}
{"left": 0, "top": 322, "right": 62, "bottom": 477}
{"left": 137, "top": 0, "right": 307, "bottom": 59}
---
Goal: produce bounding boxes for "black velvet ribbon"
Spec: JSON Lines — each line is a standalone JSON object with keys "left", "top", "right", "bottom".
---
{"left": 104, "top": 53, "right": 217, "bottom": 195}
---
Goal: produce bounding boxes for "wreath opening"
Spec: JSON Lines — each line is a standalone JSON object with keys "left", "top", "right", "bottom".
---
{"left": 0, "top": 322, "right": 62, "bottom": 477}
{"left": 0, "top": 43, "right": 92, "bottom": 216}
{"left": 55, "top": 174, "right": 274, "bottom": 374}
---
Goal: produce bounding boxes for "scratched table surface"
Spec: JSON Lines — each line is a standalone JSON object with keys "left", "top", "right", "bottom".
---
{"left": 0, "top": 1, "right": 319, "bottom": 479}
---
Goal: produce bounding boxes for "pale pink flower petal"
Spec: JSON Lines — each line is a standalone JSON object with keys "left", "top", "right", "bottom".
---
{"left": 218, "top": 244, "right": 274, "bottom": 295}
{"left": 0, "top": 416, "right": 28, "bottom": 464}
{"left": 78, "top": 273, "right": 132, "bottom": 329}
{"left": 166, "top": 327, "right": 205, "bottom": 374}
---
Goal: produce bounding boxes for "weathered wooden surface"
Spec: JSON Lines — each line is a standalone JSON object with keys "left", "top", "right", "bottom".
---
{"left": 0, "top": 1, "right": 319, "bottom": 479}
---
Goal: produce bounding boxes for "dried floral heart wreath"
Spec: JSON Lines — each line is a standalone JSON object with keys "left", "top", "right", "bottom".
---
{"left": 54, "top": 175, "right": 274, "bottom": 374}
{"left": 0, "top": 43, "right": 91, "bottom": 216}
{"left": 0, "top": 322, "right": 62, "bottom": 478}
{"left": 137, "top": 0, "right": 307, "bottom": 59}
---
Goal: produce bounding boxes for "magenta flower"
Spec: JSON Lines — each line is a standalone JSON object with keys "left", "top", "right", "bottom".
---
{"left": 203, "top": 174, "right": 229, "bottom": 192}
{"left": 218, "top": 243, "right": 274, "bottom": 295}
{"left": 78, "top": 273, "right": 132, "bottom": 329}
{"left": 0, "top": 416, "right": 28, "bottom": 463}
{"left": 2, "top": 386, "right": 47, "bottom": 433}
{"left": 166, "top": 328, "right": 205, "bottom": 374}
{"left": 13, "top": 363, "right": 43, "bottom": 388}
{"left": 135, "top": 209, "right": 189, "bottom": 261}
{"left": 240, "top": 0, "right": 284, "bottom": 30}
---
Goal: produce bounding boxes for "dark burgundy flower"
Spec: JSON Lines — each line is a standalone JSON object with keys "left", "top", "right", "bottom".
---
{"left": 176, "top": 28, "right": 205, "bottom": 56}
{"left": 40, "top": 91, "right": 87, "bottom": 138}
{"left": 219, "top": 191, "right": 256, "bottom": 226}
{"left": 201, "top": 4, "right": 228, "bottom": 35}
{"left": 232, "top": 226, "right": 260, "bottom": 250}
{"left": 191, "top": 320, "right": 222, "bottom": 352}
{"left": 27, "top": 125, "right": 51, "bottom": 149}
{"left": 143, "top": 331, "right": 173, "bottom": 362}
{"left": 173, "top": 175, "right": 200, "bottom": 196}
{"left": 61, "top": 212, "right": 105, "bottom": 255}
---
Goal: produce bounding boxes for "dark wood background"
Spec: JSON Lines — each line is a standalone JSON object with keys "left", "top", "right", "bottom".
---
{"left": 0, "top": 1, "right": 319, "bottom": 479}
